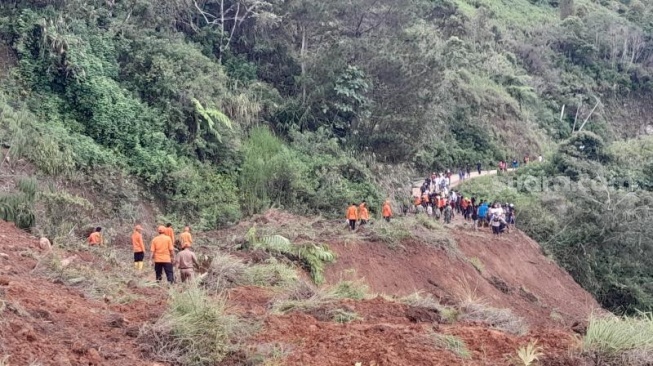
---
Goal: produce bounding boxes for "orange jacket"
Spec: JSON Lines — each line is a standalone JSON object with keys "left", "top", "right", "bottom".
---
{"left": 358, "top": 204, "right": 369, "bottom": 220}
{"left": 382, "top": 202, "right": 392, "bottom": 218}
{"left": 150, "top": 234, "right": 174, "bottom": 263}
{"left": 132, "top": 231, "right": 144, "bottom": 253}
{"left": 461, "top": 199, "right": 469, "bottom": 209}
{"left": 414, "top": 197, "right": 421, "bottom": 206}
{"left": 179, "top": 231, "right": 192, "bottom": 247}
{"left": 347, "top": 206, "right": 358, "bottom": 220}
{"left": 88, "top": 232, "right": 102, "bottom": 245}
{"left": 164, "top": 227, "right": 175, "bottom": 244}
{"left": 438, "top": 198, "right": 446, "bottom": 208}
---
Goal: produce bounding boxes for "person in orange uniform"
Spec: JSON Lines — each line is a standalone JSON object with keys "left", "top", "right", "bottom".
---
{"left": 88, "top": 227, "right": 103, "bottom": 246}
{"left": 347, "top": 203, "right": 358, "bottom": 231}
{"left": 150, "top": 226, "right": 175, "bottom": 284}
{"left": 179, "top": 226, "right": 193, "bottom": 248}
{"left": 358, "top": 201, "right": 370, "bottom": 226}
{"left": 164, "top": 223, "right": 175, "bottom": 246}
{"left": 132, "top": 225, "right": 145, "bottom": 271}
{"left": 382, "top": 200, "right": 392, "bottom": 222}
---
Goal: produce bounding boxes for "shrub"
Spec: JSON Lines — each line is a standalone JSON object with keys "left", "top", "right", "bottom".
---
{"left": 582, "top": 314, "right": 653, "bottom": 358}
{"left": 139, "top": 285, "right": 238, "bottom": 366}
{"left": 460, "top": 300, "right": 528, "bottom": 335}
{"left": 244, "top": 258, "right": 298, "bottom": 288}
{"left": 431, "top": 333, "right": 471, "bottom": 359}
{"left": 330, "top": 280, "right": 369, "bottom": 300}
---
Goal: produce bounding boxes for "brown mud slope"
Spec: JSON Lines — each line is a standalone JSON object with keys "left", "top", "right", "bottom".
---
{"left": 0, "top": 221, "right": 163, "bottom": 366}
{"left": 325, "top": 225, "right": 600, "bottom": 328}
{"left": 254, "top": 296, "right": 580, "bottom": 366}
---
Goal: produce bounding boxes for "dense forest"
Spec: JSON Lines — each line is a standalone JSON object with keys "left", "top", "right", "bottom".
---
{"left": 2, "top": 0, "right": 653, "bottom": 314}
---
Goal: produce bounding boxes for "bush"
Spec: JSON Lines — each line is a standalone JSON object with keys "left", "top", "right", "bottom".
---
{"left": 139, "top": 285, "right": 238, "bottom": 366}
{"left": 431, "top": 333, "right": 471, "bottom": 359}
{"left": 582, "top": 314, "right": 653, "bottom": 359}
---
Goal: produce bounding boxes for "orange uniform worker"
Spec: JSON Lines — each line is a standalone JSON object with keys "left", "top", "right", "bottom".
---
{"left": 132, "top": 225, "right": 145, "bottom": 271}
{"left": 358, "top": 201, "right": 370, "bottom": 225}
{"left": 150, "top": 226, "right": 175, "bottom": 284}
{"left": 347, "top": 203, "right": 358, "bottom": 231}
{"left": 164, "top": 223, "right": 175, "bottom": 246}
{"left": 88, "top": 227, "right": 103, "bottom": 246}
{"left": 179, "top": 226, "right": 193, "bottom": 248}
{"left": 382, "top": 200, "right": 392, "bottom": 222}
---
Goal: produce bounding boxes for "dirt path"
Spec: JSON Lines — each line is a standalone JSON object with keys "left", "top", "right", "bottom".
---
{"left": 412, "top": 169, "right": 498, "bottom": 196}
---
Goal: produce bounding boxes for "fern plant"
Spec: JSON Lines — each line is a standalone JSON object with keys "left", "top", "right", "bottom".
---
{"left": 515, "top": 340, "right": 543, "bottom": 366}
{"left": 245, "top": 225, "right": 335, "bottom": 284}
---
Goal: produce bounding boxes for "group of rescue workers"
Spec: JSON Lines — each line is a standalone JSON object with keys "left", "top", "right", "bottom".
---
{"left": 412, "top": 169, "right": 515, "bottom": 234}
{"left": 346, "top": 200, "right": 393, "bottom": 231}
{"left": 87, "top": 223, "right": 198, "bottom": 284}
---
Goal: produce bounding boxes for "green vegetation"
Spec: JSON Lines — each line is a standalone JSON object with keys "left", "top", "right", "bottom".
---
{"left": 582, "top": 314, "right": 653, "bottom": 363}
{"left": 459, "top": 132, "right": 653, "bottom": 315}
{"left": 431, "top": 333, "right": 472, "bottom": 359}
{"left": 245, "top": 226, "right": 335, "bottom": 284}
{"left": 139, "top": 285, "right": 238, "bottom": 366}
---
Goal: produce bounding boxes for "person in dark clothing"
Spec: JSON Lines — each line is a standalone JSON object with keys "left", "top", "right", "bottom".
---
{"left": 476, "top": 162, "right": 482, "bottom": 175}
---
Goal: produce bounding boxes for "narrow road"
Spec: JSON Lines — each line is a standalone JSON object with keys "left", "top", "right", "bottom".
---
{"left": 411, "top": 169, "right": 498, "bottom": 196}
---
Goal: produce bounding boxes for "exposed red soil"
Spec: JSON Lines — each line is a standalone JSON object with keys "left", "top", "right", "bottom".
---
{"left": 0, "top": 221, "right": 165, "bottom": 366}
{"left": 324, "top": 222, "right": 600, "bottom": 329}
{"left": 254, "top": 296, "right": 579, "bottom": 366}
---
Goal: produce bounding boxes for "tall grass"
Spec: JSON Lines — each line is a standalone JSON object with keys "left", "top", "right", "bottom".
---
{"left": 139, "top": 285, "right": 238, "bottom": 366}
{"left": 431, "top": 333, "right": 472, "bottom": 359}
{"left": 582, "top": 314, "right": 653, "bottom": 357}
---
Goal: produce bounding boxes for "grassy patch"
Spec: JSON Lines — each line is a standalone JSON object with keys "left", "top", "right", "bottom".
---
{"left": 244, "top": 258, "right": 298, "bottom": 288}
{"left": 332, "top": 309, "right": 361, "bottom": 323}
{"left": 400, "top": 291, "right": 460, "bottom": 323}
{"left": 515, "top": 340, "right": 544, "bottom": 366}
{"left": 139, "top": 285, "right": 239, "bottom": 365}
{"left": 431, "top": 333, "right": 472, "bottom": 359}
{"left": 331, "top": 280, "right": 369, "bottom": 300}
{"left": 468, "top": 257, "right": 485, "bottom": 274}
{"left": 582, "top": 313, "right": 653, "bottom": 361}
{"left": 460, "top": 300, "right": 528, "bottom": 335}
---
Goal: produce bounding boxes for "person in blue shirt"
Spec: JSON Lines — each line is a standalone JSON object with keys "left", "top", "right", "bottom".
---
{"left": 477, "top": 200, "right": 489, "bottom": 228}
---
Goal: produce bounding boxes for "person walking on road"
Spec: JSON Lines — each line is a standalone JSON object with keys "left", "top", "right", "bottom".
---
{"left": 132, "top": 225, "right": 145, "bottom": 271}
{"left": 175, "top": 243, "right": 199, "bottom": 283}
{"left": 347, "top": 203, "right": 358, "bottom": 230}
{"left": 476, "top": 161, "right": 482, "bottom": 175}
{"left": 150, "top": 226, "right": 175, "bottom": 284}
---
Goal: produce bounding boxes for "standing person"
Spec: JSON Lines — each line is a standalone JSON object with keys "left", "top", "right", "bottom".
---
{"left": 175, "top": 243, "right": 199, "bottom": 283}
{"left": 150, "top": 226, "right": 175, "bottom": 284}
{"left": 179, "top": 226, "right": 193, "bottom": 248}
{"left": 471, "top": 200, "right": 479, "bottom": 231}
{"left": 132, "top": 225, "right": 145, "bottom": 271}
{"left": 477, "top": 201, "right": 489, "bottom": 228}
{"left": 443, "top": 203, "right": 452, "bottom": 224}
{"left": 164, "top": 223, "right": 175, "bottom": 247}
{"left": 476, "top": 161, "right": 482, "bottom": 175}
{"left": 88, "top": 227, "right": 103, "bottom": 246}
{"left": 358, "top": 201, "right": 370, "bottom": 225}
{"left": 538, "top": 155, "right": 543, "bottom": 163}
{"left": 461, "top": 196, "right": 469, "bottom": 220}
{"left": 465, "top": 164, "right": 471, "bottom": 179}
{"left": 346, "top": 203, "right": 358, "bottom": 230}
{"left": 382, "top": 200, "right": 393, "bottom": 222}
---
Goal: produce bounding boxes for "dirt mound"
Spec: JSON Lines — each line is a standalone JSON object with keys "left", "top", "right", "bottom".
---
{"left": 324, "top": 223, "right": 600, "bottom": 328}
{"left": 0, "top": 221, "right": 162, "bottom": 365}
{"left": 253, "top": 296, "right": 577, "bottom": 366}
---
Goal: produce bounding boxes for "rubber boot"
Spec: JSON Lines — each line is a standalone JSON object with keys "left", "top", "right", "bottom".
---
{"left": 137, "top": 261, "right": 144, "bottom": 271}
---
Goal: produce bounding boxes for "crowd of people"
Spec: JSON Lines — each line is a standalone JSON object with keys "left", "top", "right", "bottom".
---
{"left": 87, "top": 224, "right": 198, "bottom": 284}
{"left": 412, "top": 170, "right": 516, "bottom": 235}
